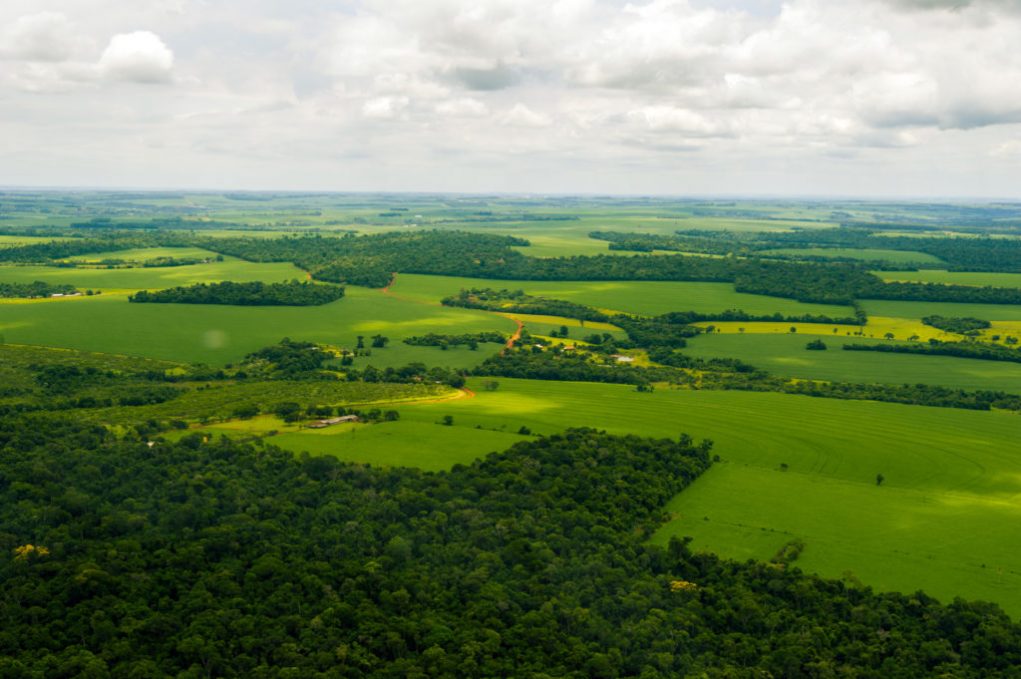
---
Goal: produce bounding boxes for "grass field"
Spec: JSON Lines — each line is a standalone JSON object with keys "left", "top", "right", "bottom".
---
{"left": 692, "top": 316, "right": 953, "bottom": 342}
{"left": 0, "top": 235, "right": 75, "bottom": 247}
{"left": 863, "top": 298, "right": 1021, "bottom": 322}
{"left": 0, "top": 285, "right": 515, "bottom": 365}
{"left": 390, "top": 273, "right": 855, "bottom": 317}
{"left": 682, "top": 332, "right": 1021, "bottom": 393}
{"left": 321, "top": 377, "right": 1021, "bottom": 615}
{"left": 761, "top": 247, "right": 944, "bottom": 264}
{"left": 63, "top": 246, "right": 225, "bottom": 262}
{"left": 877, "top": 269, "right": 1021, "bottom": 288}
{"left": 0, "top": 258, "right": 305, "bottom": 292}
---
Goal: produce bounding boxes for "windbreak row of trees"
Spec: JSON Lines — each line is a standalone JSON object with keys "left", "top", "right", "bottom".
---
{"left": 128, "top": 280, "right": 345, "bottom": 306}
{"left": 844, "top": 340, "right": 1021, "bottom": 364}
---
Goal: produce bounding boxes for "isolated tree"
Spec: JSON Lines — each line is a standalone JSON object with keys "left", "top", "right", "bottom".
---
{"left": 876, "top": 473, "right": 885, "bottom": 487}
{"left": 356, "top": 335, "right": 365, "bottom": 349}
{"left": 371, "top": 335, "right": 389, "bottom": 348}
{"left": 884, "top": 332, "right": 895, "bottom": 340}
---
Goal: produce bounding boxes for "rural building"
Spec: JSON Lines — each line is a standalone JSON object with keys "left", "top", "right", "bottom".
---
{"left": 613, "top": 354, "right": 635, "bottom": 363}
{"left": 308, "top": 414, "right": 360, "bottom": 429}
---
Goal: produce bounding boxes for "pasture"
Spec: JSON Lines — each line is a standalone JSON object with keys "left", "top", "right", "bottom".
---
{"left": 683, "top": 332, "right": 1021, "bottom": 393}
{"left": 390, "top": 273, "right": 855, "bottom": 317}
{"left": 761, "top": 247, "right": 944, "bottom": 265}
{"left": 0, "top": 258, "right": 304, "bottom": 292}
{"left": 863, "top": 298, "right": 1021, "bottom": 322}
{"left": 877, "top": 269, "right": 1021, "bottom": 288}
{"left": 346, "top": 377, "right": 1021, "bottom": 615}
{"left": 63, "top": 246, "right": 225, "bottom": 262}
{"left": 0, "top": 284, "right": 515, "bottom": 366}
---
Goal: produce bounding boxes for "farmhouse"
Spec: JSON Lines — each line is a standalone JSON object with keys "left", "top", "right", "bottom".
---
{"left": 613, "top": 354, "right": 635, "bottom": 363}
{"left": 308, "top": 414, "right": 360, "bottom": 429}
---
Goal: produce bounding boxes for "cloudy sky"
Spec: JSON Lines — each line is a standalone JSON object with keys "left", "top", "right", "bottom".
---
{"left": 1, "top": 0, "right": 1020, "bottom": 197}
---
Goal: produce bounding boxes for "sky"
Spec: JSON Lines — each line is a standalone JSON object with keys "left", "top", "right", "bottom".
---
{"left": 1, "top": 0, "right": 1020, "bottom": 197}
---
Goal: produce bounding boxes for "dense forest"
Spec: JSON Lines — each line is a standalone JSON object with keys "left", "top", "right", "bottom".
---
{"left": 129, "top": 280, "right": 345, "bottom": 306}
{"left": 4, "top": 421, "right": 1021, "bottom": 676}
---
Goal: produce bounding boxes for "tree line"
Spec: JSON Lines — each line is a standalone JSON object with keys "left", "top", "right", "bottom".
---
{"left": 128, "top": 280, "right": 345, "bottom": 306}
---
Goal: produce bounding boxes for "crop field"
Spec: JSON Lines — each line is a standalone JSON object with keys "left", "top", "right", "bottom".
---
{"left": 863, "top": 298, "right": 1021, "bottom": 322}
{"left": 692, "top": 316, "right": 952, "bottom": 342}
{"left": 0, "top": 234, "right": 76, "bottom": 247}
{"left": 877, "top": 269, "right": 1021, "bottom": 288}
{"left": 761, "top": 247, "right": 945, "bottom": 264}
{"left": 330, "top": 376, "right": 1021, "bottom": 615}
{"left": 63, "top": 246, "right": 225, "bottom": 262}
{"left": 683, "top": 332, "right": 1021, "bottom": 392}
{"left": 390, "top": 273, "right": 855, "bottom": 317}
{"left": 0, "top": 258, "right": 305, "bottom": 292}
{"left": 0, "top": 284, "right": 515, "bottom": 365}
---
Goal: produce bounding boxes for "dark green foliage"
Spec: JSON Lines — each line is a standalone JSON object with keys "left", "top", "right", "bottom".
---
{"left": 0, "top": 280, "right": 78, "bottom": 298}
{"left": 2, "top": 420, "right": 1021, "bottom": 676}
{"left": 658, "top": 308, "right": 864, "bottom": 325}
{"left": 806, "top": 339, "right": 828, "bottom": 350}
{"left": 442, "top": 287, "right": 612, "bottom": 322}
{"left": 129, "top": 280, "right": 344, "bottom": 306}
{"left": 922, "top": 315, "right": 992, "bottom": 335}
{"left": 243, "top": 338, "right": 331, "bottom": 376}
{"left": 474, "top": 346, "right": 695, "bottom": 385}
{"left": 403, "top": 332, "right": 506, "bottom": 347}
{"left": 843, "top": 340, "right": 1021, "bottom": 364}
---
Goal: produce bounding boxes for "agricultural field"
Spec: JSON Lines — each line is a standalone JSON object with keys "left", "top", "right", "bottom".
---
{"left": 683, "top": 332, "right": 1021, "bottom": 393}
{"left": 0, "top": 257, "right": 305, "bottom": 292}
{"left": 877, "top": 269, "right": 1021, "bottom": 288}
{"left": 232, "top": 376, "right": 1021, "bottom": 615}
{"left": 760, "top": 247, "right": 944, "bottom": 265}
{"left": 390, "top": 273, "right": 855, "bottom": 317}
{"left": 62, "top": 246, "right": 225, "bottom": 262}
{"left": 0, "top": 284, "right": 515, "bottom": 365}
{"left": 863, "top": 298, "right": 1021, "bottom": 322}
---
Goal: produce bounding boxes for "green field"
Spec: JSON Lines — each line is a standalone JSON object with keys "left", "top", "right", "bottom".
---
{"left": 762, "top": 247, "right": 945, "bottom": 264}
{"left": 64, "top": 246, "right": 225, "bottom": 262}
{"left": 0, "top": 235, "right": 75, "bottom": 247}
{"left": 0, "top": 285, "right": 514, "bottom": 365}
{"left": 682, "top": 332, "right": 1021, "bottom": 393}
{"left": 297, "top": 377, "right": 1021, "bottom": 615}
{"left": 877, "top": 269, "right": 1021, "bottom": 288}
{"left": 391, "top": 273, "right": 854, "bottom": 317}
{"left": 863, "top": 298, "right": 1021, "bottom": 322}
{"left": 0, "top": 258, "right": 305, "bottom": 291}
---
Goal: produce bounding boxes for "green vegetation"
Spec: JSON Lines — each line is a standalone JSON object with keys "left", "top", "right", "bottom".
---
{"left": 0, "top": 280, "right": 77, "bottom": 298}
{"left": 683, "top": 332, "right": 1021, "bottom": 394}
{"left": 129, "top": 280, "right": 345, "bottom": 306}
{"left": 0, "top": 285, "right": 515, "bottom": 366}
{"left": 922, "top": 315, "right": 992, "bottom": 334}
{"left": 392, "top": 273, "right": 854, "bottom": 316}
{"left": 760, "top": 247, "right": 945, "bottom": 264}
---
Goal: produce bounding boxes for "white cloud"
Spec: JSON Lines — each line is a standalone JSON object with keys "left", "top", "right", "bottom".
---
{"left": 362, "top": 95, "right": 409, "bottom": 120}
{"left": 501, "top": 103, "right": 552, "bottom": 127}
{"left": 99, "top": 31, "right": 174, "bottom": 83}
{"left": 435, "top": 97, "right": 488, "bottom": 117}
{"left": 0, "top": 12, "right": 79, "bottom": 61}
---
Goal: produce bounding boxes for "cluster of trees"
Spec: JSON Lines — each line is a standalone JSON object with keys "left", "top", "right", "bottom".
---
{"left": 0, "top": 281, "right": 77, "bottom": 298}
{"left": 442, "top": 288, "right": 612, "bottom": 323}
{"left": 659, "top": 308, "right": 864, "bottom": 326}
{"left": 844, "top": 340, "right": 1021, "bottom": 365}
{"left": 922, "top": 315, "right": 991, "bottom": 335}
{"left": 240, "top": 338, "right": 332, "bottom": 377}
{"left": 3, "top": 419, "right": 1021, "bottom": 675}
{"left": 403, "top": 332, "right": 506, "bottom": 348}
{"left": 129, "top": 280, "right": 345, "bottom": 306}
{"left": 345, "top": 362, "right": 467, "bottom": 388}
{"left": 473, "top": 345, "right": 692, "bottom": 386}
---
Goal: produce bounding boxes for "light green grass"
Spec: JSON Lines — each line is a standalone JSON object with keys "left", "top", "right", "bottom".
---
{"left": 391, "top": 273, "right": 854, "bottom": 317}
{"left": 877, "top": 269, "right": 1021, "bottom": 288}
{"left": 376, "top": 377, "right": 1021, "bottom": 615}
{"left": 682, "top": 332, "right": 1021, "bottom": 393}
{"left": 63, "top": 246, "right": 224, "bottom": 262}
{"left": 863, "top": 298, "right": 1021, "bottom": 322}
{"left": 761, "top": 247, "right": 944, "bottom": 264}
{"left": 0, "top": 285, "right": 515, "bottom": 366}
{"left": 271, "top": 421, "right": 527, "bottom": 472}
{"left": 0, "top": 258, "right": 305, "bottom": 291}
{"left": 0, "top": 235, "right": 75, "bottom": 247}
